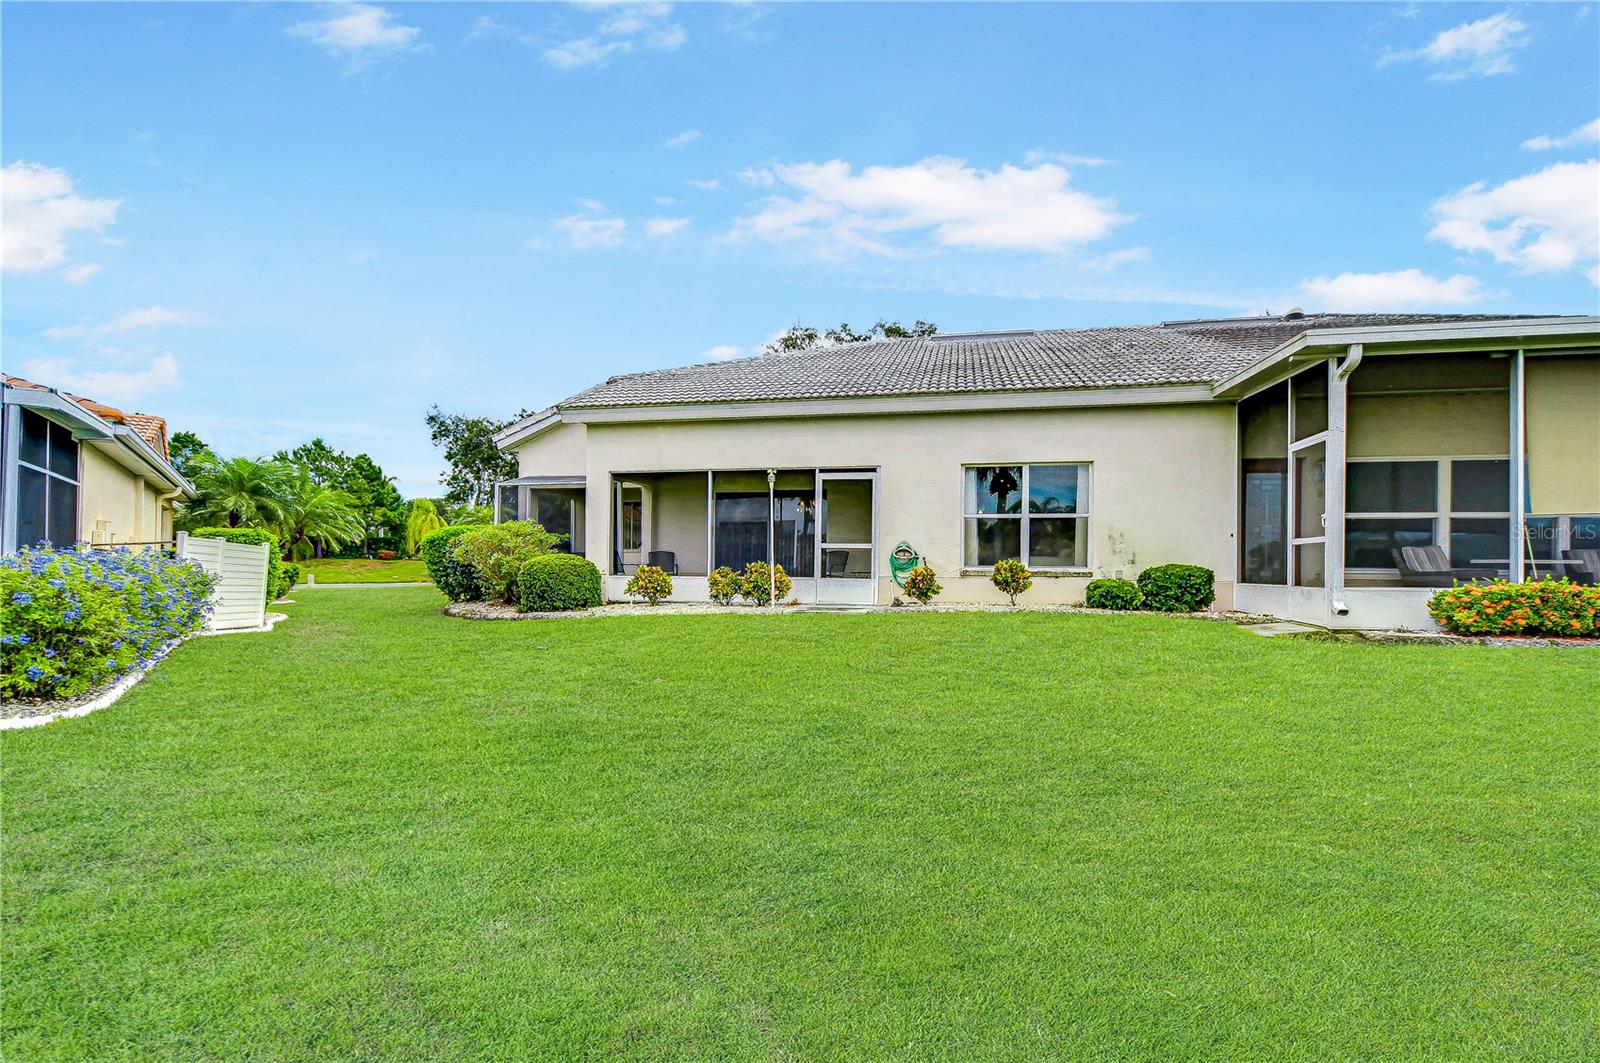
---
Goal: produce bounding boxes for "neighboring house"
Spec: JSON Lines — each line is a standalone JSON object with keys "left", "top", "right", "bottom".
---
{"left": 493, "top": 312, "right": 1600, "bottom": 629}
{"left": 1, "top": 375, "right": 195, "bottom": 553}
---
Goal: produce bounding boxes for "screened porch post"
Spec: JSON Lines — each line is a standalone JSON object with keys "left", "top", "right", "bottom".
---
{"left": 1509, "top": 348, "right": 1526, "bottom": 584}
{"left": 1324, "top": 345, "right": 1358, "bottom": 598}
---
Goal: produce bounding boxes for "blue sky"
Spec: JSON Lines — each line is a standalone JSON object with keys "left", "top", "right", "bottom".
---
{"left": 3, "top": 2, "right": 1597, "bottom": 496}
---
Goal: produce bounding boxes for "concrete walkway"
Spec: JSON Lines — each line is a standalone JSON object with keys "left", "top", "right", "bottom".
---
{"left": 295, "top": 581, "right": 434, "bottom": 589}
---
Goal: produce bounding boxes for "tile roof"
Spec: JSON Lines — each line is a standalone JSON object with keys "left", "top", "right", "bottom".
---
{"left": 2, "top": 374, "right": 171, "bottom": 458}
{"left": 558, "top": 313, "right": 1549, "bottom": 409}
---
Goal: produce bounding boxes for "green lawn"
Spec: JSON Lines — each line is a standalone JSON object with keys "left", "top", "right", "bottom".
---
{"left": 294, "top": 557, "right": 430, "bottom": 583}
{"left": 4, "top": 589, "right": 1597, "bottom": 1060}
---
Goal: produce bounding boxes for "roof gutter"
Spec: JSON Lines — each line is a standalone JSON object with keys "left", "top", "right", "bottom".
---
{"left": 492, "top": 407, "right": 562, "bottom": 450}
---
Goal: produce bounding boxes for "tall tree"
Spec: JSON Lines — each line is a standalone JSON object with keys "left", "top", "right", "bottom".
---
{"left": 168, "top": 431, "right": 214, "bottom": 481}
{"left": 182, "top": 456, "right": 291, "bottom": 529}
{"left": 764, "top": 320, "right": 936, "bottom": 354}
{"left": 404, "top": 499, "right": 446, "bottom": 555}
{"left": 274, "top": 473, "right": 365, "bottom": 560}
{"left": 425, "top": 406, "right": 518, "bottom": 507}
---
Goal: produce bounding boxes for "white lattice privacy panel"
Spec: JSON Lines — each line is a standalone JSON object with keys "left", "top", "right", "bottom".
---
{"left": 177, "top": 533, "right": 270, "bottom": 631}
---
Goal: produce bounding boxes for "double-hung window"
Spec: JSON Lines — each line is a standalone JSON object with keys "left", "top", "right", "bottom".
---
{"left": 13, "top": 408, "right": 81, "bottom": 549}
{"left": 963, "top": 464, "right": 1089, "bottom": 569}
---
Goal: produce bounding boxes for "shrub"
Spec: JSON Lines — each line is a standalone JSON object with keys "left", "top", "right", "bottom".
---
{"left": 279, "top": 562, "right": 302, "bottom": 596}
{"left": 454, "top": 522, "right": 565, "bottom": 603}
{"left": 376, "top": 549, "right": 397, "bottom": 561}
{"left": 990, "top": 558, "right": 1032, "bottom": 605}
{"left": 1085, "top": 577, "right": 1142, "bottom": 611}
{"left": 739, "top": 561, "right": 792, "bottom": 606}
{"left": 518, "top": 554, "right": 603, "bottom": 612}
{"left": 900, "top": 565, "right": 942, "bottom": 604}
{"left": 708, "top": 566, "right": 740, "bottom": 606}
{"left": 1137, "top": 564, "right": 1216, "bottom": 612}
{"left": 625, "top": 564, "right": 673, "bottom": 605}
{"left": 1, "top": 545, "right": 216, "bottom": 700}
{"left": 1428, "top": 579, "right": 1599, "bottom": 637}
{"left": 188, "top": 526, "right": 284, "bottom": 604}
{"left": 419, "top": 526, "right": 479, "bottom": 601}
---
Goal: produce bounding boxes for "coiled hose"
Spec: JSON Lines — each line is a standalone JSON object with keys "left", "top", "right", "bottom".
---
{"left": 888, "top": 541, "right": 921, "bottom": 587}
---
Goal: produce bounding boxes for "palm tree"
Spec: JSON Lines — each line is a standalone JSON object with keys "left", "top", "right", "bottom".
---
{"left": 275, "top": 474, "right": 365, "bottom": 560}
{"left": 405, "top": 499, "right": 446, "bottom": 555}
{"left": 182, "top": 456, "right": 290, "bottom": 529}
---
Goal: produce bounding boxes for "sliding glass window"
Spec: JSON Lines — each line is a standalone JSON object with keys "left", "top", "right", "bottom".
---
{"left": 963, "top": 464, "right": 1088, "bottom": 569}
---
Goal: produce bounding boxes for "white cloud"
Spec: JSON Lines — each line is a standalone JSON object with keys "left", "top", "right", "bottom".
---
{"left": 1080, "top": 246, "right": 1150, "bottom": 271}
{"left": 1298, "top": 269, "right": 1485, "bottom": 311}
{"left": 1024, "top": 149, "right": 1112, "bottom": 168}
{"left": 645, "top": 217, "right": 690, "bottom": 237}
{"left": 701, "top": 344, "right": 748, "bottom": 361}
{"left": 2, "top": 161, "right": 120, "bottom": 275}
{"left": 543, "top": 2, "right": 685, "bottom": 69}
{"left": 731, "top": 155, "right": 1130, "bottom": 257}
{"left": 19, "top": 352, "right": 181, "bottom": 406}
{"left": 1428, "top": 160, "right": 1600, "bottom": 280}
{"left": 687, "top": 178, "right": 724, "bottom": 191}
{"left": 664, "top": 128, "right": 702, "bottom": 149}
{"left": 44, "top": 305, "right": 202, "bottom": 341}
{"left": 652, "top": 195, "right": 677, "bottom": 205}
{"left": 1522, "top": 118, "right": 1600, "bottom": 151}
{"left": 62, "top": 262, "right": 103, "bottom": 285}
{"left": 720, "top": 3, "right": 773, "bottom": 41}
{"left": 552, "top": 202, "right": 626, "bottom": 249}
{"left": 289, "top": 4, "right": 423, "bottom": 66}
{"left": 1379, "top": 11, "right": 1529, "bottom": 79}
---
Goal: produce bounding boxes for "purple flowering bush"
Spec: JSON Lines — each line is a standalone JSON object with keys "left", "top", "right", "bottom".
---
{"left": 1, "top": 545, "right": 216, "bottom": 701}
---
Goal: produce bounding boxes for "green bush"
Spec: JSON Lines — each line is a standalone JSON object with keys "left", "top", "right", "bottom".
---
{"left": 518, "top": 554, "right": 603, "bottom": 612}
{"left": 900, "top": 565, "right": 942, "bottom": 604}
{"left": 625, "top": 564, "right": 673, "bottom": 605}
{"left": 454, "top": 521, "right": 565, "bottom": 603}
{"left": 1085, "top": 577, "right": 1142, "bottom": 611}
{"left": 990, "top": 558, "right": 1032, "bottom": 605}
{"left": 708, "top": 566, "right": 740, "bottom": 606}
{"left": 1, "top": 545, "right": 216, "bottom": 700}
{"left": 739, "top": 561, "right": 792, "bottom": 606}
{"left": 279, "top": 562, "right": 302, "bottom": 595}
{"left": 419, "top": 526, "right": 478, "bottom": 601}
{"left": 1137, "top": 564, "right": 1215, "bottom": 612}
{"left": 1428, "top": 579, "right": 1599, "bottom": 637}
{"left": 188, "top": 526, "right": 284, "bottom": 604}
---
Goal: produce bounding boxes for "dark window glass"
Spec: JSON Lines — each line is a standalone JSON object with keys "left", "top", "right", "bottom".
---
{"left": 17, "top": 466, "right": 47, "bottom": 547}
{"left": 1028, "top": 517, "right": 1086, "bottom": 568}
{"left": 20, "top": 409, "right": 49, "bottom": 468}
{"left": 47, "top": 420, "right": 78, "bottom": 479}
{"left": 535, "top": 492, "right": 572, "bottom": 545}
{"left": 1450, "top": 518, "right": 1510, "bottom": 568}
{"left": 1027, "top": 465, "right": 1081, "bottom": 514}
{"left": 773, "top": 494, "right": 815, "bottom": 577}
{"left": 1346, "top": 518, "right": 1435, "bottom": 568}
{"left": 964, "top": 517, "right": 1020, "bottom": 566}
{"left": 47, "top": 479, "right": 78, "bottom": 548}
{"left": 1451, "top": 460, "right": 1510, "bottom": 513}
{"left": 714, "top": 494, "right": 769, "bottom": 571}
{"left": 1291, "top": 365, "right": 1328, "bottom": 440}
{"left": 1570, "top": 517, "right": 1600, "bottom": 549}
{"left": 1238, "top": 381, "right": 1289, "bottom": 585}
{"left": 1348, "top": 461, "right": 1437, "bottom": 513}
{"left": 966, "top": 466, "right": 1022, "bottom": 514}
{"left": 1523, "top": 517, "right": 1559, "bottom": 561}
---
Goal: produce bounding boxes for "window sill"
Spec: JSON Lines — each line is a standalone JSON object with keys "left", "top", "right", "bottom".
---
{"left": 961, "top": 568, "right": 1093, "bottom": 579}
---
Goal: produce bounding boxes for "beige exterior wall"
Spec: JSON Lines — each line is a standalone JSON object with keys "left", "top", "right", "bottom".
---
{"left": 515, "top": 422, "right": 587, "bottom": 477}
{"left": 78, "top": 443, "right": 177, "bottom": 545}
{"left": 564, "top": 402, "right": 1239, "bottom": 605}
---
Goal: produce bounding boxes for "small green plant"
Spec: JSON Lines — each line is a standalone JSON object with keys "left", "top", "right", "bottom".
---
{"left": 900, "top": 565, "right": 942, "bottom": 604}
{"left": 625, "top": 564, "right": 673, "bottom": 605}
{"left": 1137, "top": 564, "right": 1215, "bottom": 612}
{"left": 1, "top": 545, "right": 216, "bottom": 700}
{"left": 707, "top": 566, "right": 740, "bottom": 606}
{"left": 518, "top": 554, "right": 603, "bottom": 612}
{"left": 189, "top": 526, "right": 285, "bottom": 604}
{"left": 1085, "top": 577, "right": 1142, "bottom": 611}
{"left": 418, "top": 526, "right": 480, "bottom": 602}
{"left": 279, "top": 562, "right": 302, "bottom": 595}
{"left": 1428, "top": 578, "right": 1598, "bottom": 637}
{"left": 990, "top": 558, "right": 1032, "bottom": 605}
{"left": 453, "top": 521, "right": 565, "bottom": 603}
{"left": 739, "top": 561, "right": 792, "bottom": 606}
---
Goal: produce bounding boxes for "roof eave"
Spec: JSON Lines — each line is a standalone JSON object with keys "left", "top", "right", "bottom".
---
{"left": 493, "top": 408, "right": 562, "bottom": 450}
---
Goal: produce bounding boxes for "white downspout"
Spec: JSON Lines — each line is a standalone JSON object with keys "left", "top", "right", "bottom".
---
{"left": 1326, "top": 344, "right": 1361, "bottom": 619}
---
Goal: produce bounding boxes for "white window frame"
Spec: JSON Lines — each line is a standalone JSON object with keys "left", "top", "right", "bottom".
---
{"left": 961, "top": 462, "right": 1092, "bottom": 572}
{"left": 1343, "top": 455, "right": 1512, "bottom": 575}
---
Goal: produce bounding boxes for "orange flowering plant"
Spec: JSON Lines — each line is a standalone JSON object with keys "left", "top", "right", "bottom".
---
{"left": 1427, "top": 578, "right": 1599, "bottom": 637}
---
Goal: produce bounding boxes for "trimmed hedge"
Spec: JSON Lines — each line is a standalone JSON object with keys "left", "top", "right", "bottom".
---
{"left": 518, "top": 554, "right": 603, "bottom": 612}
{"left": 1137, "top": 564, "right": 1215, "bottom": 613}
{"left": 419, "top": 526, "right": 479, "bottom": 602}
{"left": 280, "top": 562, "right": 302, "bottom": 595}
{"left": 188, "top": 526, "right": 285, "bottom": 604}
{"left": 739, "top": 561, "right": 791, "bottom": 606}
{"left": 1428, "top": 579, "right": 1599, "bottom": 636}
{"left": 708, "top": 566, "right": 740, "bottom": 606}
{"left": 1085, "top": 577, "right": 1142, "bottom": 610}
{"left": 626, "top": 564, "right": 674, "bottom": 605}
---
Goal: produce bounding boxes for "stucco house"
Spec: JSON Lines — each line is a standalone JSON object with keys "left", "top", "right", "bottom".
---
{"left": 493, "top": 312, "right": 1600, "bottom": 629}
{"left": 1, "top": 375, "right": 195, "bottom": 554}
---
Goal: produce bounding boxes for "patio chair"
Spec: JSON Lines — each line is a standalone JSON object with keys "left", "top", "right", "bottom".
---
{"left": 1391, "top": 545, "right": 1496, "bottom": 587}
{"left": 1563, "top": 548, "right": 1600, "bottom": 586}
{"left": 646, "top": 550, "right": 678, "bottom": 575}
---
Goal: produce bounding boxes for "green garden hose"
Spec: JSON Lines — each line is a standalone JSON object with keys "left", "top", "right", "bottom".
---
{"left": 889, "top": 541, "right": 921, "bottom": 588}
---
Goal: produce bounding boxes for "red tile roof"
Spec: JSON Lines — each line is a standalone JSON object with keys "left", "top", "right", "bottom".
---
{"left": 2, "top": 374, "right": 171, "bottom": 459}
